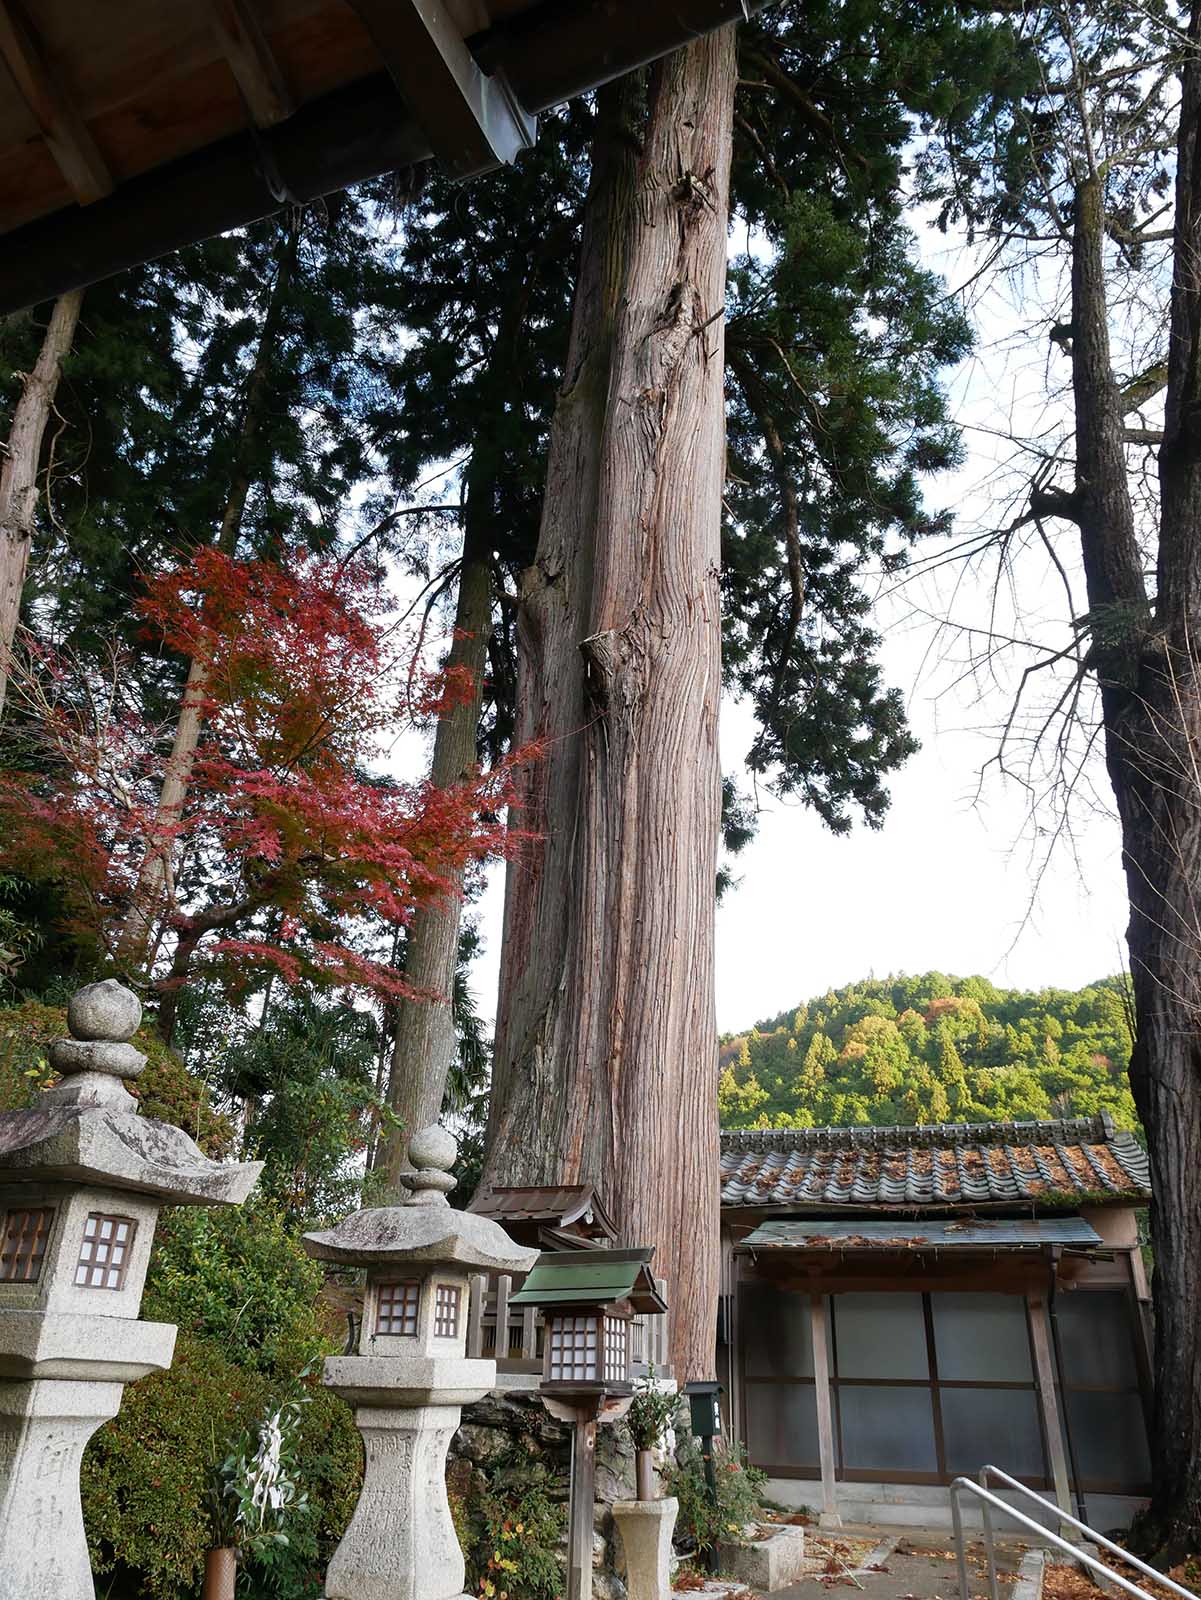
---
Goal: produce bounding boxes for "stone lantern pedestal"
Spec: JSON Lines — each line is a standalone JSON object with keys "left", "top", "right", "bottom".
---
{"left": 303, "top": 1127, "right": 537, "bottom": 1600}
{"left": 0, "top": 981, "right": 262, "bottom": 1600}
{"left": 612, "top": 1498, "right": 678, "bottom": 1600}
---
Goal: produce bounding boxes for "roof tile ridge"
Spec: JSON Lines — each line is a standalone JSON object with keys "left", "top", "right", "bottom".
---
{"left": 717, "top": 1113, "right": 1112, "bottom": 1154}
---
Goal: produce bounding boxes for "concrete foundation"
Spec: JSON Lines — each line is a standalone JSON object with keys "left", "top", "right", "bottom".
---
{"left": 763, "top": 1478, "right": 1149, "bottom": 1535}
{"left": 717, "top": 1523, "right": 807, "bottom": 1591}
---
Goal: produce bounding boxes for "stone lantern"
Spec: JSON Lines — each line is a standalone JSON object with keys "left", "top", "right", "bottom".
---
{"left": 302, "top": 1125, "right": 537, "bottom": 1600}
{"left": 0, "top": 979, "right": 262, "bottom": 1600}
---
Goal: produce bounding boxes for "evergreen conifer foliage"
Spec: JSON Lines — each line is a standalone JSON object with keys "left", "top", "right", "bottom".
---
{"left": 722, "top": 0, "right": 1005, "bottom": 827}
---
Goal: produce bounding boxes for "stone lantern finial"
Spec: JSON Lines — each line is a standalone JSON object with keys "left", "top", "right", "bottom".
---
{"left": 45, "top": 978, "right": 146, "bottom": 1113}
{"left": 401, "top": 1124, "right": 458, "bottom": 1205}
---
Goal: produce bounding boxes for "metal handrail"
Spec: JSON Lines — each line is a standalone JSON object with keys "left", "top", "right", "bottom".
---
{"left": 976, "top": 1465, "right": 1195, "bottom": 1600}
{"left": 949, "top": 1476, "right": 1197, "bottom": 1600}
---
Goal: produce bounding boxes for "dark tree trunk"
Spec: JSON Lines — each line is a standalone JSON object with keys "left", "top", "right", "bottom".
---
{"left": 377, "top": 223, "right": 564, "bottom": 1189}
{"left": 480, "top": 31, "right": 736, "bottom": 1384}
{"left": 1055, "top": 152, "right": 1201, "bottom": 1553}
{"left": 1123, "top": 13, "right": 1201, "bottom": 1554}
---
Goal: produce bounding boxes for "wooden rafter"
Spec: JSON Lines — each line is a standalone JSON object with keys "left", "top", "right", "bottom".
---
{"left": 0, "top": 0, "right": 111, "bottom": 205}
{"left": 205, "top": 0, "right": 294, "bottom": 129}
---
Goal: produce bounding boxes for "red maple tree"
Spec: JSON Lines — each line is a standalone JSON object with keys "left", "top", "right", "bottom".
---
{"left": 0, "top": 548, "right": 523, "bottom": 1032}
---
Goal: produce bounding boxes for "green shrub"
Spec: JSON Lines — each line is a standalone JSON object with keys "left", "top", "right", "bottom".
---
{"left": 142, "top": 1198, "right": 331, "bottom": 1377}
{"left": 665, "top": 1437, "right": 766, "bottom": 1555}
{"left": 83, "top": 1330, "right": 274, "bottom": 1598}
{"left": 624, "top": 1371, "right": 677, "bottom": 1451}
{"left": 82, "top": 1334, "right": 361, "bottom": 1600}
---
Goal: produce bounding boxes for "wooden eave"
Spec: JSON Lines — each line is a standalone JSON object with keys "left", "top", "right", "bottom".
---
{"left": 0, "top": 0, "right": 751, "bottom": 313}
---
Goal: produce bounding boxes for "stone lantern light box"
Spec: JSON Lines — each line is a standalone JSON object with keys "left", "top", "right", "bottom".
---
{"left": 510, "top": 1247, "right": 666, "bottom": 1396}
{"left": 0, "top": 983, "right": 259, "bottom": 1329}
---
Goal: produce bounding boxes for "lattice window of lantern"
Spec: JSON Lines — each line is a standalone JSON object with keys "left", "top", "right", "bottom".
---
{"left": 603, "top": 1316, "right": 629, "bottom": 1384}
{"left": 376, "top": 1280, "right": 420, "bottom": 1336}
{"left": 0, "top": 1207, "right": 53, "bottom": 1283}
{"left": 434, "top": 1283, "right": 460, "bottom": 1339}
{"left": 75, "top": 1212, "right": 136, "bottom": 1290}
{"left": 548, "top": 1314, "right": 599, "bottom": 1382}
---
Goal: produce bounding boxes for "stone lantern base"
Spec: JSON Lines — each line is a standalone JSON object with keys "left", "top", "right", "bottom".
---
{"left": 0, "top": 1322, "right": 176, "bottom": 1600}
{"left": 322, "top": 1358, "right": 493, "bottom": 1600}
{"left": 612, "top": 1497, "right": 678, "bottom": 1600}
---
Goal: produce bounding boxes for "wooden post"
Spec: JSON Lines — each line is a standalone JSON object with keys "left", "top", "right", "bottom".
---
{"left": 1028, "top": 1295, "right": 1073, "bottom": 1516}
{"left": 568, "top": 1414, "right": 597, "bottom": 1600}
{"left": 495, "top": 1273, "right": 511, "bottom": 1362}
{"left": 810, "top": 1293, "right": 841, "bottom": 1528}
{"left": 655, "top": 1276, "right": 670, "bottom": 1373}
{"left": 467, "top": 1273, "right": 485, "bottom": 1359}
{"left": 521, "top": 1304, "right": 538, "bottom": 1362}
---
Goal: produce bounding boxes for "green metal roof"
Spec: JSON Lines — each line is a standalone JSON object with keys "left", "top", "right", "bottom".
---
{"left": 509, "top": 1247, "right": 665, "bottom": 1312}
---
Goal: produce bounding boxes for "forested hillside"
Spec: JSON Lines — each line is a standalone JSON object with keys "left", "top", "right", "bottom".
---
{"left": 719, "top": 974, "right": 1138, "bottom": 1132}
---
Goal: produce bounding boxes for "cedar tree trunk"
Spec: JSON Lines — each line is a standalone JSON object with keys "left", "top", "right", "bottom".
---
{"left": 480, "top": 31, "right": 736, "bottom": 1384}
{"left": 0, "top": 290, "right": 83, "bottom": 715}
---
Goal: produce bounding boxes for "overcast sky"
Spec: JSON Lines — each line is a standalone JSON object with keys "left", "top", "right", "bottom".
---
{"left": 444, "top": 219, "right": 1132, "bottom": 1038}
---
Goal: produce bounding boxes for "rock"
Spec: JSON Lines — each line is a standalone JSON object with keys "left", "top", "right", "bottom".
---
{"left": 454, "top": 1423, "right": 511, "bottom": 1467}
{"left": 717, "top": 1523, "right": 808, "bottom": 1590}
{"left": 592, "top": 1573, "right": 628, "bottom": 1600}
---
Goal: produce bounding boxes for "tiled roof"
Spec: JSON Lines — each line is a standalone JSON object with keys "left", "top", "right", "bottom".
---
{"left": 720, "top": 1115, "right": 1151, "bottom": 1209}
{"left": 474, "top": 1184, "right": 614, "bottom": 1234}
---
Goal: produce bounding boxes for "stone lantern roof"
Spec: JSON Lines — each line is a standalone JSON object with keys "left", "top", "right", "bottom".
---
{"left": 0, "top": 979, "right": 261, "bottom": 1205}
{"left": 303, "top": 1125, "right": 537, "bottom": 1275}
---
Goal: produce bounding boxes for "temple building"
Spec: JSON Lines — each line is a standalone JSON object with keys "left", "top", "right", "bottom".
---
{"left": 717, "top": 1115, "right": 1152, "bottom": 1531}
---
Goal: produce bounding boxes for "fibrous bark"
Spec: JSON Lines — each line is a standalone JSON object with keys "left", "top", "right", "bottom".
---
{"left": 480, "top": 31, "right": 736, "bottom": 1384}
{"left": 0, "top": 289, "right": 83, "bottom": 716}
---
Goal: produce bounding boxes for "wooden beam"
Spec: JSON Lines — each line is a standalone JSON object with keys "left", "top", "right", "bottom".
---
{"left": 810, "top": 1294, "right": 841, "bottom": 1528}
{"left": 345, "top": 0, "right": 535, "bottom": 177}
{"left": 0, "top": 0, "right": 111, "bottom": 205}
{"left": 1028, "top": 1295, "right": 1073, "bottom": 1516}
{"left": 205, "top": 0, "right": 294, "bottom": 129}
